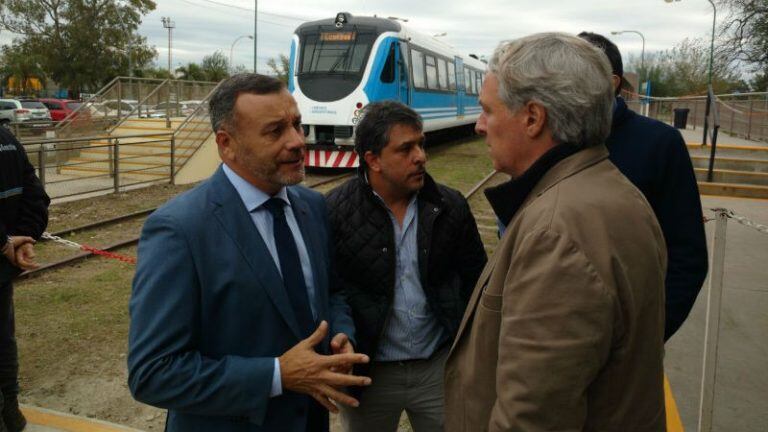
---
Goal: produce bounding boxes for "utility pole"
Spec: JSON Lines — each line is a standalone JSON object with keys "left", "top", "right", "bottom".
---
{"left": 253, "top": 0, "right": 258, "bottom": 73}
{"left": 611, "top": 30, "right": 647, "bottom": 115}
{"left": 162, "top": 17, "right": 175, "bottom": 75}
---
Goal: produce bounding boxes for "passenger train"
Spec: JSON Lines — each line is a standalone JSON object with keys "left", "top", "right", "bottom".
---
{"left": 288, "top": 12, "right": 487, "bottom": 168}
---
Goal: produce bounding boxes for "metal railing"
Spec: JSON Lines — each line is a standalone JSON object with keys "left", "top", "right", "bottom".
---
{"left": 9, "top": 77, "right": 222, "bottom": 201}
{"left": 170, "top": 80, "right": 225, "bottom": 176}
{"left": 51, "top": 77, "right": 218, "bottom": 140}
{"left": 22, "top": 132, "right": 181, "bottom": 200}
{"left": 704, "top": 86, "right": 722, "bottom": 182}
{"left": 624, "top": 91, "right": 768, "bottom": 143}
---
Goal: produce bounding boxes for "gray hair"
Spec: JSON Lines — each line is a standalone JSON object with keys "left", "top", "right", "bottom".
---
{"left": 488, "top": 32, "right": 614, "bottom": 147}
{"left": 208, "top": 73, "right": 285, "bottom": 132}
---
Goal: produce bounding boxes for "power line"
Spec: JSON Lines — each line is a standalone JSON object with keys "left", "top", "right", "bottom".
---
{"left": 183, "top": 0, "right": 312, "bottom": 22}
{"left": 175, "top": 0, "right": 302, "bottom": 28}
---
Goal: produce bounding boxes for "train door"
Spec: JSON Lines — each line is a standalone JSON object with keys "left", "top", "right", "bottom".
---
{"left": 456, "top": 57, "right": 465, "bottom": 116}
{"left": 397, "top": 41, "right": 411, "bottom": 105}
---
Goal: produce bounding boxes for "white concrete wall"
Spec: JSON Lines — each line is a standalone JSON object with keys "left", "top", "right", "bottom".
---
{"left": 174, "top": 134, "right": 220, "bottom": 184}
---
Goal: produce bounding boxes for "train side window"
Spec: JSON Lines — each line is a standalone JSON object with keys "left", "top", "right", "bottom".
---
{"left": 411, "top": 49, "right": 426, "bottom": 88}
{"left": 447, "top": 61, "right": 456, "bottom": 90}
{"left": 476, "top": 72, "right": 483, "bottom": 94}
{"left": 437, "top": 58, "right": 448, "bottom": 90}
{"left": 472, "top": 70, "right": 478, "bottom": 94}
{"left": 425, "top": 55, "right": 439, "bottom": 89}
{"left": 464, "top": 67, "right": 472, "bottom": 94}
{"left": 380, "top": 44, "right": 396, "bottom": 83}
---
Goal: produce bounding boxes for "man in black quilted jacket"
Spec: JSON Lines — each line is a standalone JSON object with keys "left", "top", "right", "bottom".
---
{"left": 579, "top": 32, "right": 708, "bottom": 341}
{"left": 0, "top": 127, "right": 49, "bottom": 432}
{"left": 326, "top": 101, "right": 487, "bottom": 432}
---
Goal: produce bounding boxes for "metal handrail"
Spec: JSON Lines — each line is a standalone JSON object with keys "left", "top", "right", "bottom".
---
{"left": 173, "top": 80, "right": 224, "bottom": 134}
{"left": 632, "top": 91, "right": 768, "bottom": 102}
{"left": 168, "top": 80, "right": 225, "bottom": 174}
{"left": 107, "top": 79, "right": 171, "bottom": 133}
{"left": 710, "top": 88, "right": 721, "bottom": 129}
{"left": 54, "top": 76, "right": 121, "bottom": 130}
{"left": 21, "top": 131, "right": 173, "bottom": 147}
{"left": 706, "top": 86, "right": 722, "bottom": 182}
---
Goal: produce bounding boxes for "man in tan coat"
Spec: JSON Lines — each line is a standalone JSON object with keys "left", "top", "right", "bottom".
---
{"left": 444, "top": 33, "right": 667, "bottom": 431}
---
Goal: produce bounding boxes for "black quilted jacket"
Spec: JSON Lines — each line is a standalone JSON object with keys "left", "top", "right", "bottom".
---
{"left": 325, "top": 171, "right": 487, "bottom": 363}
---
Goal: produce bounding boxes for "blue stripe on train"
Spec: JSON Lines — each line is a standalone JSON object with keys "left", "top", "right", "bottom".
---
{"left": 288, "top": 40, "right": 296, "bottom": 93}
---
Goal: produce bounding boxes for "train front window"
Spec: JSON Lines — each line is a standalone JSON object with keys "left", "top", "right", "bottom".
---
{"left": 300, "top": 31, "right": 375, "bottom": 74}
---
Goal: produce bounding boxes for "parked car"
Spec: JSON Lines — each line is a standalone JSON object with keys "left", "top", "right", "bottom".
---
{"left": 0, "top": 99, "right": 35, "bottom": 128}
{"left": 102, "top": 99, "right": 139, "bottom": 114}
{"left": 39, "top": 98, "right": 86, "bottom": 122}
{"left": 19, "top": 100, "right": 53, "bottom": 123}
{"left": 148, "top": 101, "right": 200, "bottom": 118}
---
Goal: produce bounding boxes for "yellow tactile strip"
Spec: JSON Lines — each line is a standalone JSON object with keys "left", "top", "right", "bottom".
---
{"left": 665, "top": 375, "right": 685, "bottom": 432}
{"left": 20, "top": 405, "right": 144, "bottom": 432}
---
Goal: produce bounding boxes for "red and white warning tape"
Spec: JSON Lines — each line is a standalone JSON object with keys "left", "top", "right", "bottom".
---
{"left": 41, "top": 232, "right": 137, "bottom": 265}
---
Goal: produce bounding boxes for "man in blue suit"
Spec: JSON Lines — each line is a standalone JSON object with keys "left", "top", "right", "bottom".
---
{"left": 128, "top": 74, "right": 372, "bottom": 432}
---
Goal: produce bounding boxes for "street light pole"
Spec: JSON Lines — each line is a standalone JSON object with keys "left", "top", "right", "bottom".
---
{"left": 162, "top": 17, "right": 175, "bottom": 75}
{"left": 230, "top": 35, "right": 254, "bottom": 74}
{"left": 254, "top": 0, "right": 258, "bottom": 73}
{"left": 706, "top": 0, "right": 716, "bottom": 85}
{"left": 611, "top": 30, "right": 645, "bottom": 80}
{"left": 611, "top": 30, "right": 647, "bottom": 115}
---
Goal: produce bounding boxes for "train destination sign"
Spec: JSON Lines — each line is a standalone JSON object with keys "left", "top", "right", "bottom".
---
{"left": 320, "top": 32, "right": 356, "bottom": 42}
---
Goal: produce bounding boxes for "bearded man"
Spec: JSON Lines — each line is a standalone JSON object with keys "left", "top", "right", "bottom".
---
{"left": 128, "top": 73, "right": 371, "bottom": 432}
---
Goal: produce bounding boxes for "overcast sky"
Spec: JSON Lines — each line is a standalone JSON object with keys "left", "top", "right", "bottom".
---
{"left": 3, "top": 0, "right": 722, "bottom": 73}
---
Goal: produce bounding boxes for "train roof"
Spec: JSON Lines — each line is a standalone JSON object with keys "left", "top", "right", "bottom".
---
{"left": 295, "top": 13, "right": 487, "bottom": 70}
{"left": 295, "top": 13, "right": 401, "bottom": 35}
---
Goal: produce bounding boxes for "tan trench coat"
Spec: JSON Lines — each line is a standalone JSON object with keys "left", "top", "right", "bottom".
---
{"left": 445, "top": 145, "right": 667, "bottom": 432}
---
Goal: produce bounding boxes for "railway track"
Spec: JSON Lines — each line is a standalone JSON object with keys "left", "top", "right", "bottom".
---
{"left": 21, "top": 135, "right": 503, "bottom": 279}
{"left": 19, "top": 172, "right": 354, "bottom": 279}
{"left": 461, "top": 170, "right": 507, "bottom": 256}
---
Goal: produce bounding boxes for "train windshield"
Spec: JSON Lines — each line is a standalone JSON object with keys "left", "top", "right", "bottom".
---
{"left": 299, "top": 30, "right": 376, "bottom": 74}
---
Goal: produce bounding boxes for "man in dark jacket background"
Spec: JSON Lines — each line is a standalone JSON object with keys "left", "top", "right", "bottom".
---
{"left": 579, "top": 32, "right": 709, "bottom": 340}
{"left": 326, "top": 101, "right": 487, "bottom": 431}
{"left": 0, "top": 127, "right": 49, "bottom": 432}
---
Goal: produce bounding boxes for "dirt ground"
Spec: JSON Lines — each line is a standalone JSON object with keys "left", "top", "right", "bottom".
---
{"left": 13, "top": 136, "right": 494, "bottom": 431}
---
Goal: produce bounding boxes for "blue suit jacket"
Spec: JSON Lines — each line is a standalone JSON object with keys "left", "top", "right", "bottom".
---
{"left": 128, "top": 166, "right": 355, "bottom": 431}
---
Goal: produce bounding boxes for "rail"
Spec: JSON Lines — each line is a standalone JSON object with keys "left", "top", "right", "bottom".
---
{"left": 704, "top": 86, "right": 722, "bottom": 182}
{"left": 623, "top": 90, "right": 768, "bottom": 143}
{"left": 18, "top": 172, "right": 355, "bottom": 279}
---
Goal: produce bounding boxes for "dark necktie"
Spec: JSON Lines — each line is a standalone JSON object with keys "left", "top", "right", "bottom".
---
{"left": 262, "top": 198, "right": 315, "bottom": 338}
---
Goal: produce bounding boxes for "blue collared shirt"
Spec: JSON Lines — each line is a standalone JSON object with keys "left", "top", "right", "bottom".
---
{"left": 223, "top": 164, "right": 317, "bottom": 397}
{"left": 374, "top": 193, "right": 445, "bottom": 361}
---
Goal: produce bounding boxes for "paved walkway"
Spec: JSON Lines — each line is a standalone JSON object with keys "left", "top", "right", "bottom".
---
{"left": 679, "top": 126, "right": 768, "bottom": 148}
{"left": 665, "top": 195, "right": 768, "bottom": 431}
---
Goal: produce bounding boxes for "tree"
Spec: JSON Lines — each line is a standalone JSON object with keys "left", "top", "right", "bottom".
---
{"left": 201, "top": 51, "right": 229, "bottom": 82}
{"left": 750, "top": 71, "right": 768, "bottom": 92}
{"left": 0, "top": 40, "right": 46, "bottom": 95}
{"left": 0, "top": 0, "right": 157, "bottom": 97}
{"left": 134, "top": 66, "right": 173, "bottom": 80}
{"left": 175, "top": 62, "right": 207, "bottom": 81}
{"left": 625, "top": 38, "right": 747, "bottom": 97}
{"left": 720, "top": 0, "right": 768, "bottom": 71}
{"left": 267, "top": 54, "right": 290, "bottom": 84}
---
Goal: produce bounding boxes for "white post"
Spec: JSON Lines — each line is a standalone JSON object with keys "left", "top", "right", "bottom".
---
{"left": 697, "top": 209, "right": 728, "bottom": 432}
